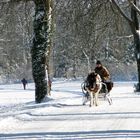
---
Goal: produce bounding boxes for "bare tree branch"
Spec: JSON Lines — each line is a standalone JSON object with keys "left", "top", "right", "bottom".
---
{"left": 110, "top": 0, "right": 133, "bottom": 24}
{"left": 128, "top": 0, "right": 140, "bottom": 15}
{"left": 0, "top": 0, "right": 31, "bottom": 4}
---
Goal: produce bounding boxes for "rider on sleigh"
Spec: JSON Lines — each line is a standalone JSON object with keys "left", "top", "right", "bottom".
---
{"left": 94, "top": 60, "right": 113, "bottom": 93}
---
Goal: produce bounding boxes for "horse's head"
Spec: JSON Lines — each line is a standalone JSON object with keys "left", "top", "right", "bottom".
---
{"left": 86, "top": 72, "right": 97, "bottom": 89}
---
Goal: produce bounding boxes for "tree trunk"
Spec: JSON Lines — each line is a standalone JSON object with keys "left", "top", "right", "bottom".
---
{"left": 32, "top": 0, "right": 49, "bottom": 103}
{"left": 111, "top": 0, "right": 140, "bottom": 91}
{"left": 46, "top": 0, "right": 53, "bottom": 95}
{"left": 133, "top": 32, "right": 140, "bottom": 91}
{"left": 131, "top": 1, "right": 140, "bottom": 91}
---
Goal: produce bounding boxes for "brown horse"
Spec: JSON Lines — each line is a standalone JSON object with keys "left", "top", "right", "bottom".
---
{"left": 82, "top": 73, "right": 113, "bottom": 106}
{"left": 83, "top": 72, "right": 102, "bottom": 107}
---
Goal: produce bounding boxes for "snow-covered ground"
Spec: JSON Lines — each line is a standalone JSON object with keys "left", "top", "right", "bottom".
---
{"left": 0, "top": 79, "right": 140, "bottom": 140}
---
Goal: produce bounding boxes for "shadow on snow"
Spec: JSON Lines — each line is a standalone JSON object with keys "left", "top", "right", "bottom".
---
{"left": 1, "top": 130, "right": 140, "bottom": 139}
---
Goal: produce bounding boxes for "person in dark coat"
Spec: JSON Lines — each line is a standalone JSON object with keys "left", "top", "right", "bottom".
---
{"left": 94, "top": 60, "right": 113, "bottom": 93}
{"left": 21, "top": 78, "right": 27, "bottom": 90}
{"left": 94, "top": 60, "right": 110, "bottom": 82}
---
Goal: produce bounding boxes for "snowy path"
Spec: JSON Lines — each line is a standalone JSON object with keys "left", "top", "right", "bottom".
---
{"left": 0, "top": 80, "right": 140, "bottom": 139}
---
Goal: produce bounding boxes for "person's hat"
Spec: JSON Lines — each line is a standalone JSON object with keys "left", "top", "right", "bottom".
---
{"left": 96, "top": 60, "right": 102, "bottom": 65}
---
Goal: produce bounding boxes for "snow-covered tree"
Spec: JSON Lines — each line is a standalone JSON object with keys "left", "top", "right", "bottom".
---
{"left": 32, "top": 0, "right": 52, "bottom": 103}
{"left": 111, "top": 0, "right": 140, "bottom": 90}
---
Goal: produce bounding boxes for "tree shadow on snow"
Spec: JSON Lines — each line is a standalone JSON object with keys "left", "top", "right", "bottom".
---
{"left": 53, "top": 89, "right": 83, "bottom": 95}
{"left": 1, "top": 130, "right": 140, "bottom": 139}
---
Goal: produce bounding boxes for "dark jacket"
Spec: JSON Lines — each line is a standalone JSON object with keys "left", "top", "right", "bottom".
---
{"left": 21, "top": 78, "right": 27, "bottom": 85}
{"left": 94, "top": 66, "right": 110, "bottom": 82}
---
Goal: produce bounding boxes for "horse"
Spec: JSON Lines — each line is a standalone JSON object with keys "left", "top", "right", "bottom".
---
{"left": 82, "top": 72, "right": 113, "bottom": 106}
{"left": 82, "top": 72, "right": 102, "bottom": 107}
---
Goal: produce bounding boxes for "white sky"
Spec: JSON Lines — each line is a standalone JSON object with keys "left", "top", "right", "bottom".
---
{"left": 0, "top": 79, "right": 140, "bottom": 140}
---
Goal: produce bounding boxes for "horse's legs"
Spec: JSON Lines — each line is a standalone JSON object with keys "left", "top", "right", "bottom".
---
{"left": 94, "top": 84, "right": 102, "bottom": 106}
{"left": 89, "top": 92, "right": 94, "bottom": 107}
{"left": 94, "top": 92, "right": 99, "bottom": 106}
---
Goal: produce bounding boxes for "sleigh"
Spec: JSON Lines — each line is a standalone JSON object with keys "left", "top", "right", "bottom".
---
{"left": 81, "top": 80, "right": 113, "bottom": 106}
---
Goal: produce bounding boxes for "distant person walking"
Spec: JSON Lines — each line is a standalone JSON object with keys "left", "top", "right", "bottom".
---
{"left": 21, "top": 78, "right": 27, "bottom": 90}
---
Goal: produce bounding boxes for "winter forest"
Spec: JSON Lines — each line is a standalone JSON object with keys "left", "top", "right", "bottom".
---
{"left": 0, "top": 1, "right": 140, "bottom": 100}
{"left": 2, "top": 1, "right": 140, "bottom": 139}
